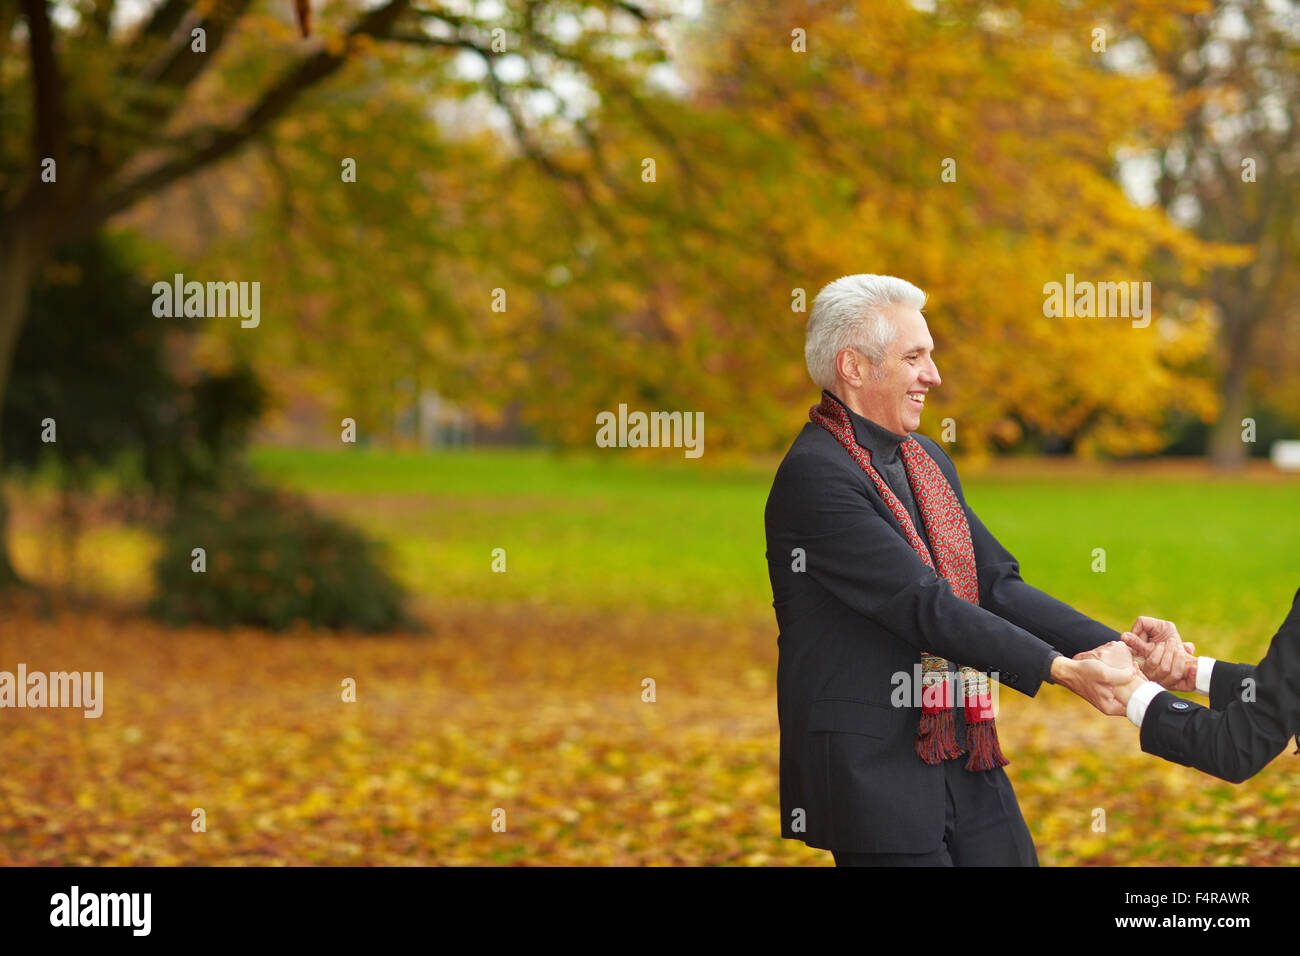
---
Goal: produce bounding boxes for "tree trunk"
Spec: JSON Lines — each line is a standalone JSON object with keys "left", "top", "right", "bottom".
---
{"left": 0, "top": 227, "right": 45, "bottom": 588}
{"left": 1208, "top": 314, "right": 1252, "bottom": 471}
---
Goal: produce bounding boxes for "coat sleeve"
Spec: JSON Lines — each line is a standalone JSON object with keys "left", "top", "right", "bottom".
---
{"left": 768, "top": 447, "right": 1060, "bottom": 698}
{"left": 1138, "top": 588, "right": 1300, "bottom": 783}
{"left": 920, "top": 438, "right": 1120, "bottom": 661}
{"left": 1209, "top": 661, "right": 1257, "bottom": 711}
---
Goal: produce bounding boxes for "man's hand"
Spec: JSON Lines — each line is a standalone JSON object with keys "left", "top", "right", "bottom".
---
{"left": 1120, "top": 616, "right": 1198, "bottom": 693}
{"left": 1074, "top": 639, "right": 1135, "bottom": 670}
{"left": 1112, "top": 661, "right": 1149, "bottom": 708}
{"left": 1051, "top": 654, "right": 1137, "bottom": 716}
{"left": 1073, "top": 641, "right": 1150, "bottom": 710}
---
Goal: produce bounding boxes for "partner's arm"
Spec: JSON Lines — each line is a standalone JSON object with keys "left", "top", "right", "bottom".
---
{"left": 1125, "top": 589, "right": 1300, "bottom": 783}
{"left": 1123, "top": 617, "right": 1254, "bottom": 708}
{"left": 1208, "top": 660, "right": 1258, "bottom": 711}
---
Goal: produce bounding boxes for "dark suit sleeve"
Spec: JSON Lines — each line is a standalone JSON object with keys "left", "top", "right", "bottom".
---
{"left": 1138, "top": 588, "right": 1300, "bottom": 783}
{"left": 771, "top": 449, "right": 1060, "bottom": 698}
{"left": 921, "top": 439, "right": 1120, "bottom": 665}
{"left": 1209, "top": 661, "right": 1257, "bottom": 711}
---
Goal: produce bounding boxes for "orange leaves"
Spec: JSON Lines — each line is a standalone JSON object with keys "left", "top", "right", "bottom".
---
{"left": 2, "top": 597, "right": 1296, "bottom": 865}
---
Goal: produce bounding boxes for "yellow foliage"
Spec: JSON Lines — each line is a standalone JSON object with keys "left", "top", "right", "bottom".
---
{"left": 1, "top": 601, "right": 1295, "bottom": 865}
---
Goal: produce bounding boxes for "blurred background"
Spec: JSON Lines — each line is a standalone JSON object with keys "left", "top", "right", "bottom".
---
{"left": 0, "top": 0, "right": 1297, "bottom": 865}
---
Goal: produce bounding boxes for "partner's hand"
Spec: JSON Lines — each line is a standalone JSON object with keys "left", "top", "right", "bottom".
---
{"left": 1074, "top": 640, "right": 1134, "bottom": 670}
{"left": 1127, "top": 615, "right": 1190, "bottom": 649}
{"left": 1050, "top": 656, "right": 1135, "bottom": 716}
{"left": 1120, "top": 617, "right": 1198, "bottom": 693}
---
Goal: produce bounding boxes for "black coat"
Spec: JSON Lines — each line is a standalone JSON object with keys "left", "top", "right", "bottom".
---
{"left": 1140, "top": 587, "right": 1300, "bottom": 783}
{"left": 765, "top": 397, "right": 1118, "bottom": 853}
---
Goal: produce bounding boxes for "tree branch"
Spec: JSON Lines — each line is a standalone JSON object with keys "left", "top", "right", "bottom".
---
{"left": 20, "top": 0, "right": 64, "bottom": 168}
{"left": 132, "top": 0, "right": 196, "bottom": 42}
{"left": 69, "top": 0, "right": 413, "bottom": 235}
{"left": 133, "top": 0, "right": 256, "bottom": 128}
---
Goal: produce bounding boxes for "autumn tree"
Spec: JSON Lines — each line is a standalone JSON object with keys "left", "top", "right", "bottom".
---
{"left": 1130, "top": 0, "right": 1300, "bottom": 467}
{"left": 0, "top": 0, "right": 673, "bottom": 587}
{"left": 451, "top": 0, "right": 1249, "bottom": 458}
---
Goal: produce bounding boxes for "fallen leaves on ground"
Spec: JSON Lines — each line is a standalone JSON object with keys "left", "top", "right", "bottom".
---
{"left": 1, "top": 600, "right": 1295, "bottom": 865}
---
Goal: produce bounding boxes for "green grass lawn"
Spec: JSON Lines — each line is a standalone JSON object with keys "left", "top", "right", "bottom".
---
{"left": 248, "top": 446, "right": 1300, "bottom": 664}
{"left": 8, "top": 446, "right": 1300, "bottom": 865}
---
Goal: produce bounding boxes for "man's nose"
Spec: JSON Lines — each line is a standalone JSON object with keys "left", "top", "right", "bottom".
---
{"left": 922, "top": 359, "right": 941, "bottom": 386}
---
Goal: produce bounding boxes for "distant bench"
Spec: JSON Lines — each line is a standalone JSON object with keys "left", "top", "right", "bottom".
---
{"left": 1271, "top": 441, "right": 1300, "bottom": 471}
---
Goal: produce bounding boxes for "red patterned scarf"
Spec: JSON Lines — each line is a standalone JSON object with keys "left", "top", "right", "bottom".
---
{"left": 810, "top": 391, "right": 1007, "bottom": 771}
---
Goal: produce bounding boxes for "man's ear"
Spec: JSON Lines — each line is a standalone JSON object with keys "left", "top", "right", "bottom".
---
{"left": 835, "top": 347, "right": 865, "bottom": 388}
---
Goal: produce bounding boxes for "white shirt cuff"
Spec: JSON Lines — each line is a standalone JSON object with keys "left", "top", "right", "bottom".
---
{"left": 1194, "top": 657, "right": 1216, "bottom": 695}
{"left": 1126, "top": 680, "right": 1165, "bottom": 728}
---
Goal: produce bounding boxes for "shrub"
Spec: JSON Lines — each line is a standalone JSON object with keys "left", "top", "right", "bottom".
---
{"left": 150, "top": 485, "right": 412, "bottom": 632}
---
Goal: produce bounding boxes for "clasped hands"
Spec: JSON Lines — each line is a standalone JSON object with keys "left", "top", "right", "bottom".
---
{"left": 1050, "top": 617, "right": 1197, "bottom": 716}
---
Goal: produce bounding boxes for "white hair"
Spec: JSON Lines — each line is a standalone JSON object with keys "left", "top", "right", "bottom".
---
{"left": 804, "top": 274, "right": 927, "bottom": 389}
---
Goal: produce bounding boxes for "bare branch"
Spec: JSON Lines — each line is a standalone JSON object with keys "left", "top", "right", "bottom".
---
{"left": 19, "top": 0, "right": 64, "bottom": 167}
{"left": 136, "top": 0, "right": 256, "bottom": 110}
{"left": 69, "top": 0, "right": 413, "bottom": 235}
{"left": 608, "top": 1, "right": 665, "bottom": 24}
{"left": 520, "top": 25, "right": 687, "bottom": 171}
{"left": 385, "top": 33, "right": 477, "bottom": 49}
{"left": 131, "top": 0, "right": 196, "bottom": 42}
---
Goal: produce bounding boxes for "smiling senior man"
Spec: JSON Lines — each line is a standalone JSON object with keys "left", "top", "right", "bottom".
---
{"left": 764, "top": 273, "right": 1134, "bottom": 866}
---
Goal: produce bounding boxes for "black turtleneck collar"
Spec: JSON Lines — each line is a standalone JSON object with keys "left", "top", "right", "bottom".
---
{"left": 822, "top": 389, "right": 909, "bottom": 464}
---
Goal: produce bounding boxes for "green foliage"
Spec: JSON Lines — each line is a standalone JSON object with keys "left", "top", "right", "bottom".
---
{"left": 5, "top": 233, "right": 266, "bottom": 497}
{"left": 1162, "top": 406, "right": 1300, "bottom": 459}
{"left": 149, "top": 484, "right": 411, "bottom": 633}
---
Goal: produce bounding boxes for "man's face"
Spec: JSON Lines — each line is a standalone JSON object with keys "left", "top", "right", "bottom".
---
{"left": 856, "top": 305, "right": 941, "bottom": 435}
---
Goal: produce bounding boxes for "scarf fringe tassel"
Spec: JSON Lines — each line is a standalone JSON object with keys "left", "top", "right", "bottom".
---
{"left": 916, "top": 710, "right": 1010, "bottom": 771}
{"left": 916, "top": 709, "right": 965, "bottom": 764}
{"left": 963, "top": 719, "right": 1009, "bottom": 771}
